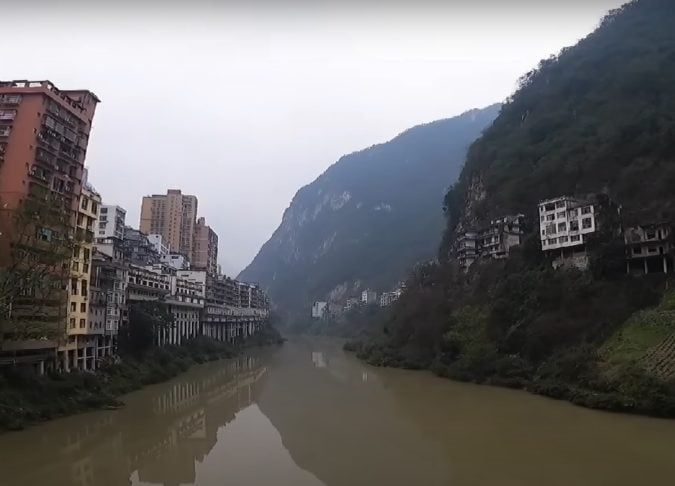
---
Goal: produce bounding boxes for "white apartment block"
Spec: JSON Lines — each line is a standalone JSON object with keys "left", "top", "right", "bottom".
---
{"left": 539, "top": 196, "right": 597, "bottom": 251}
{"left": 311, "top": 301, "right": 327, "bottom": 319}
{"left": 361, "top": 289, "right": 378, "bottom": 305}
{"left": 147, "top": 233, "right": 170, "bottom": 257}
{"left": 98, "top": 205, "right": 126, "bottom": 240}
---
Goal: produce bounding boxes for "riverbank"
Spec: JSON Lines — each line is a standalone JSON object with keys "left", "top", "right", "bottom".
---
{"left": 0, "top": 330, "right": 284, "bottom": 432}
{"left": 342, "top": 256, "right": 675, "bottom": 419}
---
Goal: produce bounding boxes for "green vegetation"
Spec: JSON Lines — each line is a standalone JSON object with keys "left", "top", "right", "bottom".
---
{"left": 239, "top": 105, "right": 500, "bottom": 325}
{"left": 349, "top": 0, "right": 675, "bottom": 418}
{"left": 0, "top": 328, "right": 284, "bottom": 432}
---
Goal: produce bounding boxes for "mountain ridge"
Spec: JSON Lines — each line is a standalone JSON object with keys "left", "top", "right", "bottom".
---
{"left": 239, "top": 104, "right": 501, "bottom": 318}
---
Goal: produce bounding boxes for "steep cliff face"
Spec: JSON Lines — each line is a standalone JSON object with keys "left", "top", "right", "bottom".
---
{"left": 239, "top": 105, "right": 500, "bottom": 317}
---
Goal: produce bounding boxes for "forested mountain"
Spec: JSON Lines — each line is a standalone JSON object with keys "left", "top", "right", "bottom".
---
{"left": 352, "top": 0, "right": 675, "bottom": 417}
{"left": 442, "top": 0, "right": 675, "bottom": 248}
{"left": 239, "top": 105, "right": 500, "bottom": 319}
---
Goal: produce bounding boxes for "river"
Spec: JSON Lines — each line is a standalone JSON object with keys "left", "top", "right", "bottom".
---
{"left": 2, "top": 337, "right": 675, "bottom": 485}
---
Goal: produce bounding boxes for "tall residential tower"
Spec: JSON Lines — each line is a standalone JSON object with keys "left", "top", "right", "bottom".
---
{"left": 139, "top": 189, "right": 198, "bottom": 258}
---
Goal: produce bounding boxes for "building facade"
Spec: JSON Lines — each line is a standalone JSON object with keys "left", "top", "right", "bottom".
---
{"left": 361, "top": 289, "right": 378, "bottom": 305}
{"left": 97, "top": 205, "right": 126, "bottom": 240}
{"left": 624, "top": 223, "right": 673, "bottom": 274}
{"left": 192, "top": 217, "right": 218, "bottom": 275}
{"left": 140, "top": 189, "right": 198, "bottom": 259}
{"left": 60, "top": 178, "right": 101, "bottom": 371}
{"left": 0, "top": 80, "right": 99, "bottom": 371}
{"left": 456, "top": 214, "right": 525, "bottom": 270}
{"left": 539, "top": 196, "right": 598, "bottom": 269}
{"left": 311, "top": 301, "right": 328, "bottom": 319}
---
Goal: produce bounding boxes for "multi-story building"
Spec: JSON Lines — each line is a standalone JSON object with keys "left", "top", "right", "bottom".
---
{"left": 379, "top": 289, "right": 403, "bottom": 307}
{"left": 0, "top": 80, "right": 99, "bottom": 371}
{"left": 456, "top": 231, "right": 479, "bottom": 269}
{"left": 139, "top": 189, "right": 198, "bottom": 259}
{"left": 479, "top": 214, "right": 525, "bottom": 259}
{"left": 97, "top": 205, "right": 126, "bottom": 240}
{"left": 624, "top": 222, "right": 673, "bottom": 274}
{"left": 361, "top": 289, "right": 378, "bottom": 305}
{"left": 539, "top": 196, "right": 598, "bottom": 269}
{"left": 161, "top": 253, "right": 190, "bottom": 270}
{"left": 147, "top": 233, "right": 169, "bottom": 257}
{"left": 123, "top": 227, "right": 161, "bottom": 266}
{"left": 344, "top": 298, "right": 360, "bottom": 312}
{"left": 192, "top": 217, "right": 219, "bottom": 275}
{"left": 456, "top": 215, "right": 525, "bottom": 270}
{"left": 201, "top": 274, "right": 269, "bottom": 342}
{"left": 161, "top": 275, "right": 205, "bottom": 347}
{"left": 60, "top": 175, "right": 101, "bottom": 371}
{"left": 89, "top": 242, "right": 127, "bottom": 364}
{"left": 311, "top": 301, "right": 328, "bottom": 319}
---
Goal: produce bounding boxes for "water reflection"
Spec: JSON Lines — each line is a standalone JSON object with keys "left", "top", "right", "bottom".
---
{"left": 0, "top": 355, "right": 288, "bottom": 486}
{"left": 3, "top": 338, "right": 675, "bottom": 486}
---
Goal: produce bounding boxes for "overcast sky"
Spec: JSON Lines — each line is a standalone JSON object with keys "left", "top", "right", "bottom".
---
{"left": 3, "top": 1, "right": 624, "bottom": 275}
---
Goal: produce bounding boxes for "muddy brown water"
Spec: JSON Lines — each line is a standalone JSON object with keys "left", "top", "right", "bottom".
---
{"left": 2, "top": 336, "right": 675, "bottom": 486}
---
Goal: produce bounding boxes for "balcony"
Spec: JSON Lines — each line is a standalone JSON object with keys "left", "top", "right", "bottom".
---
{"left": 0, "top": 126, "right": 10, "bottom": 137}
{"left": 0, "top": 110, "right": 16, "bottom": 121}
{"left": 0, "top": 94, "right": 21, "bottom": 105}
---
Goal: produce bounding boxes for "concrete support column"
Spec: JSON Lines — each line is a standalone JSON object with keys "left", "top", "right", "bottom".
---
{"left": 664, "top": 256, "right": 668, "bottom": 274}
{"left": 644, "top": 259, "right": 649, "bottom": 274}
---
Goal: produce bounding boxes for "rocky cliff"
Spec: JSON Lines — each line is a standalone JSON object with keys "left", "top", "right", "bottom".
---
{"left": 239, "top": 105, "right": 500, "bottom": 319}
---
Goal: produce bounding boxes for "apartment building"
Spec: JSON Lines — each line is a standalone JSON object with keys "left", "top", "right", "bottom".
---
{"left": 89, "top": 241, "right": 127, "bottom": 362}
{"left": 0, "top": 80, "right": 99, "bottom": 371}
{"left": 140, "top": 189, "right": 198, "bottom": 258}
{"left": 60, "top": 177, "right": 101, "bottom": 371}
{"left": 161, "top": 276, "right": 205, "bottom": 346}
{"left": 97, "top": 205, "right": 126, "bottom": 240}
{"left": 361, "top": 289, "right": 378, "bottom": 305}
{"left": 539, "top": 196, "right": 598, "bottom": 269}
{"left": 456, "top": 214, "right": 525, "bottom": 270}
{"left": 311, "top": 301, "right": 328, "bottom": 319}
{"left": 192, "top": 217, "right": 218, "bottom": 275}
{"left": 123, "top": 227, "right": 161, "bottom": 266}
{"left": 624, "top": 222, "right": 673, "bottom": 274}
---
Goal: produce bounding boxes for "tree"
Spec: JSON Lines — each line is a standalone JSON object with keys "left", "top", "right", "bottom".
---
{"left": 0, "top": 191, "right": 77, "bottom": 350}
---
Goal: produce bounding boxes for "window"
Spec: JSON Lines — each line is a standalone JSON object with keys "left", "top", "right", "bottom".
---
{"left": 558, "top": 222, "right": 567, "bottom": 232}
{"left": 79, "top": 319, "right": 86, "bottom": 328}
{"left": 581, "top": 206, "right": 592, "bottom": 215}
{"left": 571, "top": 235, "right": 581, "bottom": 242}
{"left": 71, "top": 302, "right": 77, "bottom": 312}
{"left": 80, "top": 303, "right": 86, "bottom": 313}
{"left": 71, "top": 278, "right": 78, "bottom": 294}
{"left": 570, "top": 220, "right": 579, "bottom": 231}
{"left": 633, "top": 247, "right": 642, "bottom": 255}
{"left": 559, "top": 236, "right": 569, "bottom": 243}
{"left": 91, "top": 202, "right": 98, "bottom": 214}
{"left": 72, "top": 261, "right": 79, "bottom": 272}
{"left": 70, "top": 318, "right": 76, "bottom": 329}
{"left": 100, "top": 207, "right": 108, "bottom": 214}
{"left": 549, "top": 238, "right": 558, "bottom": 244}
{"left": 555, "top": 201, "right": 565, "bottom": 209}
{"left": 81, "top": 197, "right": 88, "bottom": 210}
{"left": 81, "top": 280, "right": 88, "bottom": 296}
{"left": 556, "top": 211, "right": 566, "bottom": 219}
{"left": 38, "top": 227, "right": 53, "bottom": 241}
{"left": 582, "top": 217, "right": 593, "bottom": 229}
{"left": 546, "top": 214, "right": 555, "bottom": 221}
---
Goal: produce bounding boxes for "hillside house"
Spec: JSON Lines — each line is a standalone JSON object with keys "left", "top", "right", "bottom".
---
{"left": 456, "top": 214, "right": 525, "bottom": 270}
{"left": 539, "top": 196, "right": 599, "bottom": 270}
{"left": 624, "top": 222, "right": 673, "bottom": 274}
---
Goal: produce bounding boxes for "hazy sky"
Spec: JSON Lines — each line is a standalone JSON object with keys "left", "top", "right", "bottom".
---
{"left": 3, "top": 1, "right": 625, "bottom": 275}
